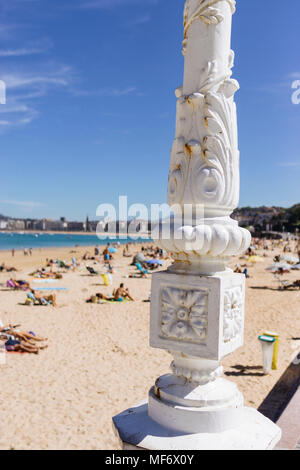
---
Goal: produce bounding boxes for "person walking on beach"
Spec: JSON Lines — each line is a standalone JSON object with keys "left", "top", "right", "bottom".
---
{"left": 103, "top": 244, "right": 111, "bottom": 263}
{"left": 12, "top": 249, "right": 15, "bottom": 257}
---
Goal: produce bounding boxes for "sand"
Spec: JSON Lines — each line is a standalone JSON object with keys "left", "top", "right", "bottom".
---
{"left": 0, "top": 242, "right": 299, "bottom": 450}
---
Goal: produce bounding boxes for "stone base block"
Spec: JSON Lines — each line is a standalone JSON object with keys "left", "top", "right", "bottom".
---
{"left": 113, "top": 401, "right": 281, "bottom": 450}
{"left": 150, "top": 270, "right": 245, "bottom": 360}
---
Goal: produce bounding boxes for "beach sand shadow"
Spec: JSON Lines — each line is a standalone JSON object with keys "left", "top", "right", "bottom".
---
{"left": 225, "top": 364, "right": 265, "bottom": 377}
{"left": 80, "top": 274, "right": 100, "bottom": 277}
{"left": 250, "top": 286, "right": 287, "bottom": 292}
{"left": 258, "top": 360, "right": 300, "bottom": 422}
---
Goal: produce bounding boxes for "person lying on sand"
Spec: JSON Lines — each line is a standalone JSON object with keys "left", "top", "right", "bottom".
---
{"left": 0, "top": 263, "right": 18, "bottom": 273}
{"left": 134, "top": 262, "right": 149, "bottom": 278}
{"left": 45, "top": 259, "right": 55, "bottom": 267}
{"left": 30, "top": 269, "right": 62, "bottom": 279}
{"left": 83, "top": 252, "right": 96, "bottom": 261}
{"left": 282, "top": 280, "right": 300, "bottom": 290}
{"left": 4, "top": 339, "right": 48, "bottom": 354}
{"left": 0, "top": 325, "right": 48, "bottom": 354}
{"left": 26, "top": 290, "right": 57, "bottom": 307}
{"left": 56, "top": 259, "right": 71, "bottom": 270}
{"left": 0, "top": 325, "right": 47, "bottom": 343}
{"left": 86, "top": 283, "right": 134, "bottom": 303}
{"left": 7, "top": 279, "right": 30, "bottom": 290}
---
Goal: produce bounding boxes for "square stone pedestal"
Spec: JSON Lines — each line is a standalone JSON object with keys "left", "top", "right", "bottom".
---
{"left": 150, "top": 270, "right": 245, "bottom": 360}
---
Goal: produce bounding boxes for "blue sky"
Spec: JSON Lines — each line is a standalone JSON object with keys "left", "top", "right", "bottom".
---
{"left": 0, "top": 0, "right": 299, "bottom": 221}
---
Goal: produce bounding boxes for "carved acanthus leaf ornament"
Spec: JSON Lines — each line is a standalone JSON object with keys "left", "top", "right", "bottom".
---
{"left": 183, "top": 0, "right": 236, "bottom": 55}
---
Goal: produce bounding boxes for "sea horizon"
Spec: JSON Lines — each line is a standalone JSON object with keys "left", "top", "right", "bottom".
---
{"left": 0, "top": 232, "right": 151, "bottom": 252}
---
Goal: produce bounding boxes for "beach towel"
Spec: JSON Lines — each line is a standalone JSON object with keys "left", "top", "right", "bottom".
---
{"left": 97, "top": 297, "right": 132, "bottom": 304}
{"left": 34, "top": 287, "right": 67, "bottom": 291}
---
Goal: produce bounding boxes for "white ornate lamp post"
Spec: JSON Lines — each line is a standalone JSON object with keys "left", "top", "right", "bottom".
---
{"left": 113, "top": 0, "right": 281, "bottom": 450}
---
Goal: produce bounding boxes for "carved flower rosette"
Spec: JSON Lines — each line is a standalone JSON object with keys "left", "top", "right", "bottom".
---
{"left": 161, "top": 287, "right": 208, "bottom": 343}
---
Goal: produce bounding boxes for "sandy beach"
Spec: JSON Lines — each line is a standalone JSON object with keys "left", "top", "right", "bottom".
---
{"left": 0, "top": 242, "right": 299, "bottom": 450}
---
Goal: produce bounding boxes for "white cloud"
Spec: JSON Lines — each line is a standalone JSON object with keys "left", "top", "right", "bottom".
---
{"left": 0, "top": 200, "right": 46, "bottom": 208}
{"left": 289, "top": 72, "right": 300, "bottom": 79}
{"left": 0, "top": 38, "right": 53, "bottom": 58}
{"left": 0, "top": 48, "right": 45, "bottom": 57}
{"left": 80, "top": 0, "right": 158, "bottom": 9}
{"left": 0, "top": 64, "right": 74, "bottom": 129}
{"left": 124, "top": 14, "right": 152, "bottom": 27}
{"left": 0, "top": 103, "right": 31, "bottom": 114}
{"left": 278, "top": 162, "right": 300, "bottom": 168}
{"left": 2, "top": 66, "right": 72, "bottom": 90}
{"left": 72, "top": 86, "right": 139, "bottom": 97}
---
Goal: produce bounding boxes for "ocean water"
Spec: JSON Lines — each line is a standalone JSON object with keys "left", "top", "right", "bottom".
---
{"left": 0, "top": 232, "right": 150, "bottom": 251}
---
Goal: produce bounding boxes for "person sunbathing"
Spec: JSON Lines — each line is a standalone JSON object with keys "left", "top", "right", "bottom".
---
{"left": 7, "top": 279, "right": 30, "bottom": 290}
{"left": 135, "top": 262, "right": 148, "bottom": 278}
{"left": 113, "top": 284, "right": 134, "bottom": 301}
{"left": 1, "top": 325, "right": 48, "bottom": 354}
{"left": 0, "top": 325, "right": 47, "bottom": 343}
{"left": 4, "top": 338, "right": 48, "bottom": 354}
{"left": 1, "top": 263, "right": 18, "bottom": 273}
{"left": 86, "top": 283, "right": 134, "bottom": 303}
{"left": 56, "top": 259, "right": 71, "bottom": 269}
{"left": 86, "top": 293, "right": 111, "bottom": 303}
{"left": 27, "top": 290, "right": 57, "bottom": 307}
{"left": 83, "top": 252, "right": 93, "bottom": 260}
{"left": 283, "top": 280, "right": 300, "bottom": 290}
{"left": 31, "top": 269, "right": 62, "bottom": 279}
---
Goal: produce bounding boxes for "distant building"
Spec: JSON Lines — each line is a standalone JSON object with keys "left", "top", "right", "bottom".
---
{"left": 43, "top": 219, "right": 67, "bottom": 231}
{"left": 67, "top": 221, "right": 85, "bottom": 232}
{"left": 7, "top": 219, "right": 25, "bottom": 231}
{"left": 33, "top": 219, "right": 46, "bottom": 231}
